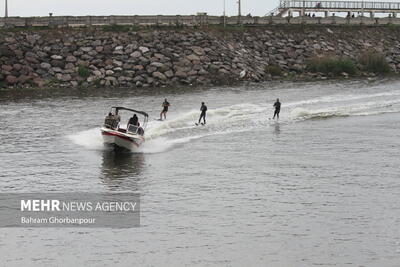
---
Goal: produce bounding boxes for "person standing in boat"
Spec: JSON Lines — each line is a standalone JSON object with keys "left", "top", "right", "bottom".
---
{"left": 273, "top": 98, "right": 281, "bottom": 120}
{"left": 104, "top": 112, "right": 115, "bottom": 129}
{"left": 198, "top": 102, "right": 208, "bottom": 125}
{"left": 160, "top": 98, "right": 170, "bottom": 121}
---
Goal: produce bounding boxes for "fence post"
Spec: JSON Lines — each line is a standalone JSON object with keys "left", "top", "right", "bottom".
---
{"left": 193, "top": 15, "right": 197, "bottom": 26}
{"left": 157, "top": 15, "right": 161, "bottom": 26}
{"left": 86, "top": 16, "right": 92, "bottom": 26}
{"left": 255, "top": 16, "right": 258, "bottom": 25}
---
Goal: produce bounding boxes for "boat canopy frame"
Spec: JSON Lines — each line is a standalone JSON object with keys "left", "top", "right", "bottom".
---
{"left": 111, "top": 106, "right": 149, "bottom": 118}
{"left": 110, "top": 106, "right": 149, "bottom": 129}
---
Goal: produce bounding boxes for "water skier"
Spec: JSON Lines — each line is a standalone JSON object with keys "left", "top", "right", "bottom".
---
{"left": 197, "top": 102, "right": 207, "bottom": 125}
{"left": 160, "top": 98, "right": 170, "bottom": 121}
{"left": 273, "top": 98, "right": 281, "bottom": 120}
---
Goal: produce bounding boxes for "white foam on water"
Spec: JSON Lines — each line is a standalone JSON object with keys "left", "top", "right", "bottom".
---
{"left": 285, "top": 89, "right": 400, "bottom": 108}
{"left": 290, "top": 98, "right": 400, "bottom": 120}
{"left": 67, "top": 128, "right": 104, "bottom": 150}
{"left": 145, "top": 103, "right": 264, "bottom": 139}
{"left": 67, "top": 87, "right": 400, "bottom": 153}
{"left": 137, "top": 135, "right": 207, "bottom": 154}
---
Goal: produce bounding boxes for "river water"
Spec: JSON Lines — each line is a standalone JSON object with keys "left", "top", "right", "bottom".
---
{"left": 0, "top": 79, "right": 399, "bottom": 266}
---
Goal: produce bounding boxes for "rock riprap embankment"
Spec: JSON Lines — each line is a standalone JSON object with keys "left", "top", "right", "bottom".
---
{"left": 1, "top": 27, "right": 399, "bottom": 88}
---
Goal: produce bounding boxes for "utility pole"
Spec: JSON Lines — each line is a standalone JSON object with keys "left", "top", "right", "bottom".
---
{"left": 223, "top": 0, "right": 226, "bottom": 27}
{"left": 5, "top": 0, "right": 8, "bottom": 18}
{"left": 238, "top": 0, "right": 241, "bottom": 24}
{"left": 361, "top": 0, "right": 364, "bottom": 17}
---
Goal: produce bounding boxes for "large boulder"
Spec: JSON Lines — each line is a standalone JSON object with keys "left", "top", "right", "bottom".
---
{"left": 105, "top": 70, "right": 114, "bottom": 76}
{"left": 81, "top": 47, "right": 93, "bottom": 52}
{"left": 92, "top": 40, "right": 102, "bottom": 47}
{"left": 13, "top": 64, "right": 22, "bottom": 71}
{"left": 130, "top": 51, "right": 142, "bottom": 58}
{"left": 187, "top": 54, "right": 200, "bottom": 61}
{"left": 150, "top": 62, "right": 164, "bottom": 68}
{"left": 95, "top": 46, "right": 104, "bottom": 53}
{"left": 0, "top": 45, "right": 14, "bottom": 57}
{"left": 66, "top": 55, "right": 77, "bottom": 62}
{"left": 92, "top": 70, "right": 103, "bottom": 77}
{"left": 25, "top": 52, "right": 37, "bottom": 59}
{"left": 175, "top": 70, "right": 187, "bottom": 78}
{"left": 57, "top": 74, "right": 72, "bottom": 82}
{"left": 164, "top": 70, "right": 174, "bottom": 78}
{"left": 51, "top": 55, "right": 63, "bottom": 60}
{"left": 191, "top": 46, "right": 205, "bottom": 56}
{"left": 152, "top": 71, "right": 167, "bottom": 80}
{"left": 5, "top": 75, "right": 18, "bottom": 84}
{"left": 1, "top": 65, "right": 13, "bottom": 72}
{"left": 50, "top": 60, "right": 65, "bottom": 68}
{"left": 139, "top": 46, "right": 150, "bottom": 54}
{"left": 40, "top": 62, "right": 51, "bottom": 70}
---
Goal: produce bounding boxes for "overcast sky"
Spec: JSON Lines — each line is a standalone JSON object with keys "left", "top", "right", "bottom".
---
{"left": 1, "top": 0, "right": 280, "bottom": 17}
{"left": 4, "top": 0, "right": 400, "bottom": 18}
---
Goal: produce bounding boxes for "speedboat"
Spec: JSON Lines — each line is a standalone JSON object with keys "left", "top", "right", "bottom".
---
{"left": 101, "top": 106, "right": 148, "bottom": 151}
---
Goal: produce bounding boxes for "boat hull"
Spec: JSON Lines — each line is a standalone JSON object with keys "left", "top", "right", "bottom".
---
{"left": 101, "top": 127, "right": 145, "bottom": 151}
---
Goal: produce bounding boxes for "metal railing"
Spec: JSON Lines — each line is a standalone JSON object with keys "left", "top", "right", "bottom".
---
{"left": 280, "top": 0, "right": 400, "bottom": 10}
{"left": 3, "top": 14, "right": 400, "bottom": 27}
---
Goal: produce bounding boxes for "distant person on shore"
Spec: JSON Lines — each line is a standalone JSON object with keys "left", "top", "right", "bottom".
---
{"left": 160, "top": 98, "right": 170, "bottom": 121}
{"left": 273, "top": 98, "right": 281, "bottom": 120}
{"left": 197, "top": 102, "right": 207, "bottom": 125}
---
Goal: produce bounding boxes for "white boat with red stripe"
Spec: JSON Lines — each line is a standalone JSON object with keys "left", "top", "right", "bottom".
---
{"left": 101, "top": 106, "right": 148, "bottom": 151}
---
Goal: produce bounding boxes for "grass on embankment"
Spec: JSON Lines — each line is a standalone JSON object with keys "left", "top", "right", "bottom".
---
{"left": 358, "top": 51, "right": 391, "bottom": 74}
{"left": 303, "top": 51, "right": 391, "bottom": 77}
{"left": 306, "top": 56, "right": 357, "bottom": 76}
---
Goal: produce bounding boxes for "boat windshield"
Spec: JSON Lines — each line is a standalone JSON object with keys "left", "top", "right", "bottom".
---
{"left": 127, "top": 124, "right": 144, "bottom": 136}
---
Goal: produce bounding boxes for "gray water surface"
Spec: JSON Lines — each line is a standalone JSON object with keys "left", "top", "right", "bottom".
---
{"left": 0, "top": 80, "right": 399, "bottom": 266}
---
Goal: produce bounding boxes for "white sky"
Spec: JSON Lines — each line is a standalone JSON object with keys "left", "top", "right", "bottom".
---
{"left": 1, "top": 0, "right": 280, "bottom": 17}
{"left": 3, "top": 0, "right": 400, "bottom": 18}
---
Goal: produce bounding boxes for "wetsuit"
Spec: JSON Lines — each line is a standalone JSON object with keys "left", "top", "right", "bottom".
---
{"left": 162, "top": 101, "right": 170, "bottom": 112}
{"left": 199, "top": 104, "right": 207, "bottom": 124}
{"left": 160, "top": 101, "right": 170, "bottom": 120}
{"left": 273, "top": 101, "right": 281, "bottom": 119}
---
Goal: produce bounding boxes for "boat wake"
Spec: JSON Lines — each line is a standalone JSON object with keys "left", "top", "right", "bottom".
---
{"left": 67, "top": 88, "right": 400, "bottom": 153}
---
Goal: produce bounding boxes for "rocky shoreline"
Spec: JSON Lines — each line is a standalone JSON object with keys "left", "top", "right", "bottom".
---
{"left": 1, "top": 25, "right": 400, "bottom": 89}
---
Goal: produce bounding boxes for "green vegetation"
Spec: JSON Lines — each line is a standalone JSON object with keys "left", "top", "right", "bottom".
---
{"left": 306, "top": 56, "right": 357, "bottom": 76}
{"left": 385, "top": 23, "right": 400, "bottom": 32}
{"left": 77, "top": 65, "right": 90, "bottom": 78}
{"left": 264, "top": 65, "right": 283, "bottom": 76}
{"left": 358, "top": 51, "right": 391, "bottom": 74}
{"left": 44, "top": 78, "right": 60, "bottom": 86}
{"left": 101, "top": 24, "right": 131, "bottom": 32}
{"left": 0, "top": 26, "right": 51, "bottom": 33}
{"left": 101, "top": 24, "right": 142, "bottom": 32}
{"left": 207, "top": 25, "right": 246, "bottom": 32}
{"left": 94, "top": 79, "right": 102, "bottom": 88}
